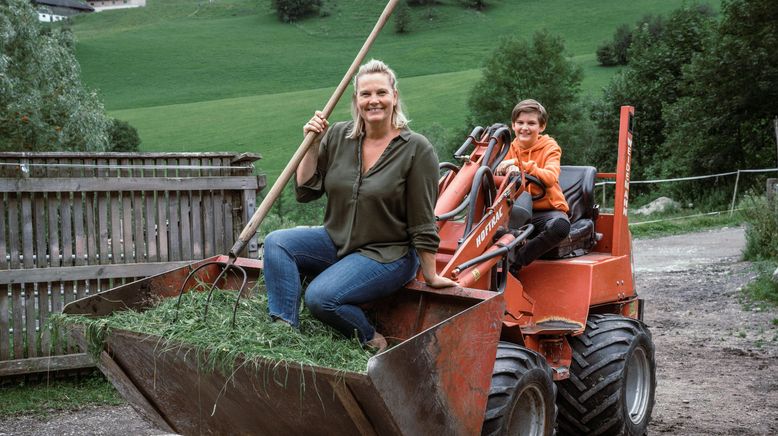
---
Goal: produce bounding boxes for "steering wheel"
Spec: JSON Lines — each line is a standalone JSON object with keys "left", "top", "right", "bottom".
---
{"left": 524, "top": 174, "right": 547, "bottom": 201}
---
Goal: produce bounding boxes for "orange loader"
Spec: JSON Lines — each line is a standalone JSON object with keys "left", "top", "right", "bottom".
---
{"left": 64, "top": 105, "right": 656, "bottom": 436}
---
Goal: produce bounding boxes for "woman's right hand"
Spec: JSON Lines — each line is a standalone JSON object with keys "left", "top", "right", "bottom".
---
{"left": 425, "top": 274, "right": 459, "bottom": 289}
{"left": 304, "top": 110, "right": 329, "bottom": 138}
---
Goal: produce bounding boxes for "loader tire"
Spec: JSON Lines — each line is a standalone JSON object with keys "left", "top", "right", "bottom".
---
{"left": 557, "top": 314, "right": 656, "bottom": 436}
{"left": 482, "top": 342, "right": 557, "bottom": 436}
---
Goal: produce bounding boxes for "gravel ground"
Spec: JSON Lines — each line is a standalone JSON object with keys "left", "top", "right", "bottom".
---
{"left": 0, "top": 226, "right": 775, "bottom": 435}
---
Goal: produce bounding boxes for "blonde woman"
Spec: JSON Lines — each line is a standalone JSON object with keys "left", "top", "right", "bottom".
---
{"left": 263, "top": 60, "right": 455, "bottom": 352}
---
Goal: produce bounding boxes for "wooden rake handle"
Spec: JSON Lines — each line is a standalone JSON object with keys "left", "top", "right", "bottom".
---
{"left": 229, "top": 0, "right": 400, "bottom": 259}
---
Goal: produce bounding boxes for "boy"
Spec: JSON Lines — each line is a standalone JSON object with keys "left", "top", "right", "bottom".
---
{"left": 495, "top": 99, "right": 570, "bottom": 269}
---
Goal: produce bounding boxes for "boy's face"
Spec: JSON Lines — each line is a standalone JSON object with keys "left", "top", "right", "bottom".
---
{"left": 512, "top": 111, "right": 546, "bottom": 149}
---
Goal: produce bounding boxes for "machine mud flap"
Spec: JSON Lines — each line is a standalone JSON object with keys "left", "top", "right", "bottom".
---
{"left": 64, "top": 257, "right": 505, "bottom": 435}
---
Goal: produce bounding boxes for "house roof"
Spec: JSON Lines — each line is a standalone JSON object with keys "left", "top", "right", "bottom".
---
{"left": 33, "top": 0, "right": 94, "bottom": 12}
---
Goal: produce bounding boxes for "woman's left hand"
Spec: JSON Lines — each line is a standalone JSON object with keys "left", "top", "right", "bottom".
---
{"left": 425, "top": 274, "right": 459, "bottom": 288}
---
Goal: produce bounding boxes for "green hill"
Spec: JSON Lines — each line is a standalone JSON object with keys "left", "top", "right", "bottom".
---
{"left": 70, "top": 0, "right": 713, "bottom": 179}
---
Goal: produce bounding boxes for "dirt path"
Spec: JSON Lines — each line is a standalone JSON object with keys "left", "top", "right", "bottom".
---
{"left": 634, "top": 226, "right": 777, "bottom": 435}
{"left": 1, "top": 226, "right": 776, "bottom": 435}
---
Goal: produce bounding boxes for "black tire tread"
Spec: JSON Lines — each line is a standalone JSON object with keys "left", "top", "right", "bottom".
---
{"left": 482, "top": 342, "right": 557, "bottom": 436}
{"left": 556, "top": 314, "right": 656, "bottom": 436}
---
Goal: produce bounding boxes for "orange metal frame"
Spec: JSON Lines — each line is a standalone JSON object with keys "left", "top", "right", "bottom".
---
{"left": 427, "top": 106, "right": 638, "bottom": 377}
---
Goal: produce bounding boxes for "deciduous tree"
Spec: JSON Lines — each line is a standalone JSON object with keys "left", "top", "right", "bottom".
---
{"left": 0, "top": 0, "right": 110, "bottom": 152}
{"left": 466, "top": 30, "right": 582, "bottom": 145}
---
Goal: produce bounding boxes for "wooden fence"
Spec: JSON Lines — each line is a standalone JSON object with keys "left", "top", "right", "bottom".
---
{"left": 0, "top": 152, "right": 265, "bottom": 376}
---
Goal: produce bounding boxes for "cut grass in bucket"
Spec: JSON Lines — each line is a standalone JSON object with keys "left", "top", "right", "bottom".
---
{"left": 52, "top": 287, "right": 373, "bottom": 374}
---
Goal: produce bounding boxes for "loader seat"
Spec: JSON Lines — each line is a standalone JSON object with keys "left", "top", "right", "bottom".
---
{"left": 541, "top": 165, "right": 600, "bottom": 259}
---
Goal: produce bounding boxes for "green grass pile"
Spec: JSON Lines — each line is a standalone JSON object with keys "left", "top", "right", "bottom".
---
{"left": 54, "top": 288, "right": 373, "bottom": 374}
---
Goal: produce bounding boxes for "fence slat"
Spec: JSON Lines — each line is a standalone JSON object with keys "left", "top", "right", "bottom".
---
{"left": 80, "top": 192, "right": 93, "bottom": 267}
{"left": 156, "top": 158, "right": 169, "bottom": 263}
{"left": 0, "top": 176, "right": 263, "bottom": 192}
{"left": 190, "top": 158, "right": 204, "bottom": 259}
{"left": 7, "top": 194, "right": 20, "bottom": 269}
{"left": 179, "top": 158, "right": 193, "bottom": 261}
{"left": 144, "top": 158, "right": 158, "bottom": 263}
{"left": 1, "top": 286, "right": 9, "bottom": 360}
{"left": 21, "top": 194, "right": 34, "bottom": 269}
{"left": 25, "top": 284, "right": 36, "bottom": 358}
{"left": 34, "top": 193, "right": 47, "bottom": 269}
{"left": 224, "top": 201, "right": 234, "bottom": 253}
{"left": 0, "top": 260, "right": 197, "bottom": 284}
{"left": 97, "top": 158, "right": 110, "bottom": 265}
{"left": 12, "top": 285, "right": 23, "bottom": 359}
{"left": 61, "top": 193, "right": 73, "bottom": 268}
{"left": 168, "top": 159, "right": 181, "bottom": 261}
{"left": 0, "top": 193, "right": 6, "bottom": 270}
{"left": 121, "top": 158, "right": 133, "bottom": 264}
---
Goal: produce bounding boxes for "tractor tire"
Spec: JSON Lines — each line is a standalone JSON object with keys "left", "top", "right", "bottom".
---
{"left": 557, "top": 314, "right": 656, "bottom": 436}
{"left": 482, "top": 342, "right": 557, "bottom": 436}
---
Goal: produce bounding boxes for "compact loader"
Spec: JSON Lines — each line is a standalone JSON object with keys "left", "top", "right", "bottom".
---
{"left": 63, "top": 105, "right": 655, "bottom": 436}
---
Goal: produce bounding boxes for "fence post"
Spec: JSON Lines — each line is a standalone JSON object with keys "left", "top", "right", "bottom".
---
{"left": 774, "top": 116, "right": 778, "bottom": 168}
{"left": 602, "top": 183, "right": 606, "bottom": 208}
{"left": 729, "top": 170, "right": 741, "bottom": 216}
{"left": 767, "top": 178, "right": 778, "bottom": 206}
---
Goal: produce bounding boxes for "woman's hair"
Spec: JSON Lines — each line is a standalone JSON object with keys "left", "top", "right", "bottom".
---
{"left": 348, "top": 59, "right": 409, "bottom": 139}
{"left": 511, "top": 99, "right": 548, "bottom": 127}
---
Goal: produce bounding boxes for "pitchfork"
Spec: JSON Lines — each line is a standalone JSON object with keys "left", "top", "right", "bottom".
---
{"left": 173, "top": 0, "right": 401, "bottom": 328}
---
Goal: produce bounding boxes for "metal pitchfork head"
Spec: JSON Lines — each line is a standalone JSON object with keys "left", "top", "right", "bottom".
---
{"left": 172, "top": 257, "right": 248, "bottom": 329}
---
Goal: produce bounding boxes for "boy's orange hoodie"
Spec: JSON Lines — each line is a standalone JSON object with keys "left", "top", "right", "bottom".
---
{"left": 505, "top": 134, "right": 569, "bottom": 214}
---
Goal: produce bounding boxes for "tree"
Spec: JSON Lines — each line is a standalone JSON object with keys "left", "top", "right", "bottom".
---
{"left": 271, "top": 0, "right": 322, "bottom": 23}
{"left": 662, "top": 0, "right": 778, "bottom": 178}
{"left": 596, "top": 15, "right": 667, "bottom": 67}
{"left": 394, "top": 0, "right": 412, "bottom": 34}
{"left": 591, "top": 5, "right": 716, "bottom": 180}
{"left": 466, "top": 30, "right": 583, "bottom": 132}
{"left": 108, "top": 119, "right": 141, "bottom": 152}
{"left": 0, "top": 0, "right": 110, "bottom": 152}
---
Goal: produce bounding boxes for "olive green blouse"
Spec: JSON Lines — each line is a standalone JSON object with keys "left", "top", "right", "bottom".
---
{"left": 294, "top": 121, "right": 440, "bottom": 263}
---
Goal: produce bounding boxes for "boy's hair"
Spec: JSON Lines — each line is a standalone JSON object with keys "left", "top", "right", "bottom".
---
{"left": 511, "top": 99, "right": 548, "bottom": 126}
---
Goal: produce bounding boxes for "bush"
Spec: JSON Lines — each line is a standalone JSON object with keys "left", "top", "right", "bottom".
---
{"left": 394, "top": 1, "right": 412, "bottom": 34}
{"left": 108, "top": 119, "right": 141, "bottom": 152}
{"left": 459, "top": 0, "right": 487, "bottom": 10}
{"left": 271, "top": 0, "right": 322, "bottom": 23}
{"left": 596, "top": 41, "right": 618, "bottom": 66}
{"left": 742, "top": 195, "right": 778, "bottom": 261}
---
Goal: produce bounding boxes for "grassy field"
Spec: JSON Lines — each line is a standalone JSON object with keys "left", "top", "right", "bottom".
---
{"left": 70, "top": 0, "right": 711, "bottom": 180}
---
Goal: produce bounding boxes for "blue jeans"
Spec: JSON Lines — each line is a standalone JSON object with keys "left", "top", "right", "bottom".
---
{"left": 263, "top": 227, "right": 419, "bottom": 343}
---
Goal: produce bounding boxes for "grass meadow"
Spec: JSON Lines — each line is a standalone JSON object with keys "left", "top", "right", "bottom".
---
{"left": 69, "top": 0, "right": 698, "bottom": 180}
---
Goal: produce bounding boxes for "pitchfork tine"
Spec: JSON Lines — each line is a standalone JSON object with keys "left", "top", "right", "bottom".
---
{"left": 173, "top": 262, "right": 220, "bottom": 324}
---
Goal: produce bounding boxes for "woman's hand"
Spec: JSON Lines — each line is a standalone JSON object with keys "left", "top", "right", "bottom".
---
{"left": 425, "top": 274, "right": 459, "bottom": 288}
{"left": 304, "top": 110, "right": 329, "bottom": 138}
{"left": 297, "top": 110, "right": 328, "bottom": 185}
{"left": 418, "top": 250, "right": 458, "bottom": 288}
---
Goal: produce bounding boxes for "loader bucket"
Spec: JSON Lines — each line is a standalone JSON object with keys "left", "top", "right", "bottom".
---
{"left": 63, "top": 256, "right": 505, "bottom": 435}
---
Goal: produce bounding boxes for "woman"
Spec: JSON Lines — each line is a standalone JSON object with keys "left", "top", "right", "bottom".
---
{"left": 263, "top": 59, "right": 456, "bottom": 352}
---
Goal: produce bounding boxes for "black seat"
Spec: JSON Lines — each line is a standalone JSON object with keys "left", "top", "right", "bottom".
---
{"left": 542, "top": 166, "right": 599, "bottom": 259}
{"left": 559, "top": 166, "right": 597, "bottom": 222}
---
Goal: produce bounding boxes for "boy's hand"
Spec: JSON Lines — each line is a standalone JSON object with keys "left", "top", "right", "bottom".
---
{"left": 495, "top": 159, "right": 516, "bottom": 176}
{"left": 495, "top": 159, "right": 521, "bottom": 176}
